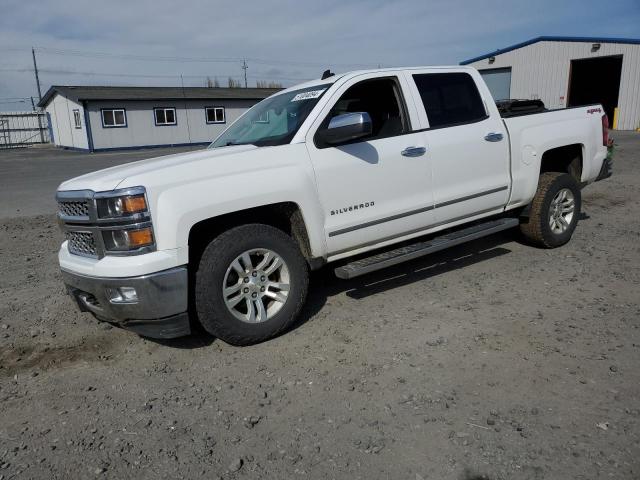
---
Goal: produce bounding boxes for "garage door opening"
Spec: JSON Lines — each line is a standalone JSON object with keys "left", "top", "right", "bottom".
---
{"left": 568, "top": 55, "right": 622, "bottom": 121}
{"left": 479, "top": 67, "right": 512, "bottom": 101}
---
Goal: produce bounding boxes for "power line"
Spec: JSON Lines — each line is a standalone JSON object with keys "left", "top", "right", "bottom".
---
{"left": 28, "top": 46, "right": 378, "bottom": 69}
{"left": 0, "top": 67, "right": 311, "bottom": 82}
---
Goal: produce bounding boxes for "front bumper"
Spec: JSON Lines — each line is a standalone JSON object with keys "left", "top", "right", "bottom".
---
{"left": 61, "top": 266, "right": 190, "bottom": 339}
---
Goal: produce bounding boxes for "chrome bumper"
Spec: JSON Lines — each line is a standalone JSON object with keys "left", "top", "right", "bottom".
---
{"left": 61, "top": 266, "right": 190, "bottom": 339}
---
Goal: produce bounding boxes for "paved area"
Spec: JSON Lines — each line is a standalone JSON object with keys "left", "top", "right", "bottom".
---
{"left": 0, "top": 145, "right": 203, "bottom": 219}
{"left": 0, "top": 133, "right": 638, "bottom": 479}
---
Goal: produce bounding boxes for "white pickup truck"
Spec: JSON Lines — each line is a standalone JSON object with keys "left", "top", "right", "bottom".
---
{"left": 56, "top": 66, "right": 612, "bottom": 345}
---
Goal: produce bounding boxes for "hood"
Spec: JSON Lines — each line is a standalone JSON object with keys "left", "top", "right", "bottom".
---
{"left": 57, "top": 145, "right": 259, "bottom": 192}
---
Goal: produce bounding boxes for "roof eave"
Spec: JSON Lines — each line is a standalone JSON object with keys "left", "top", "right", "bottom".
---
{"left": 460, "top": 35, "right": 640, "bottom": 65}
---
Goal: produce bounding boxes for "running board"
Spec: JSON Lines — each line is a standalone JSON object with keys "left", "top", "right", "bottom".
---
{"left": 334, "top": 217, "right": 519, "bottom": 280}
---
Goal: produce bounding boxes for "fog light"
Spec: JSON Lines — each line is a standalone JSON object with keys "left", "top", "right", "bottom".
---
{"left": 107, "top": 286, "right": 138, "bottom": 304}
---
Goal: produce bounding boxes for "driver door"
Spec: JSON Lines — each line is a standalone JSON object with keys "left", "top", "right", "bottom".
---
{"left": 305, "top": 73, "right": 434, "bottom": 255}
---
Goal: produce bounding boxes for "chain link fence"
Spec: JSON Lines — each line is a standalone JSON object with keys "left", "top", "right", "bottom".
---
{"left": 0, "top": 111, "right": 50, "bottom": 149}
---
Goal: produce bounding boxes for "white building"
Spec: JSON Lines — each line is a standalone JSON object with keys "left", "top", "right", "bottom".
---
{"left": 461, "top": 36, "right": 640, "bottom": 130}
{"left": 38, "top": 86, "right": 279, "bottom": 151}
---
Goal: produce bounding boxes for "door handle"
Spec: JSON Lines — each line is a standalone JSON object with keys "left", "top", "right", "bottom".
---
{"left": 484, "top": 132, "right": 504, "bottom": 142}
{"left": 401, "top": 146, "right": 427, "bottom": 157}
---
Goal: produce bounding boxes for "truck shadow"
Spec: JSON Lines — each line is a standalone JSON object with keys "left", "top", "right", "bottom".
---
{"left": 154, "top": 230, "right": 516, "bottom": 349}
{"left": 289, "top": 230, "right": 516, "bottom": 334}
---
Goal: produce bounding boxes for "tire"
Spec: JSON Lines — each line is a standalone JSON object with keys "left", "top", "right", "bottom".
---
{"left": 195, "top": 224, "right": 309, "bottom": 346}
{"left": 520, "top": 172, "right": 581, "bottom": 248}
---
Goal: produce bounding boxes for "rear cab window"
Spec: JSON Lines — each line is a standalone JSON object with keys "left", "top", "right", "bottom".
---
{"left": 412, "top": 72, "right": 487, "bottom": 128}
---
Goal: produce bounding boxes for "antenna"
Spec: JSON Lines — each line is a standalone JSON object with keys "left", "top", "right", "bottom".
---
{"left": 321, "top": 69, "right": 334, "bottom": 80}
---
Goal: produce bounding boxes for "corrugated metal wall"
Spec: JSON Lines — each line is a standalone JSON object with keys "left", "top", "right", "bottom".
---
{"left": 0, "top": 111, "right": 50, "bottom": 148}
{"left": 467, "top": 40, "right": 640, "bottom": 130}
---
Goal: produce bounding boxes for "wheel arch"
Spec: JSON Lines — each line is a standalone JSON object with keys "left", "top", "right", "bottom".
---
{"left": 539, "top": 143, "right": 584, "bottom": 184}
{"left": 187, "top": 202, "right": 322, "bottom": 271}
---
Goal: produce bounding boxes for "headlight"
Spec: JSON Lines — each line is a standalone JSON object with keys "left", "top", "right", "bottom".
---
{"left": 96, "top": 187, "right": 155, "bottom": 254}
{"left": 103, "top": 226, "right": 154, "bottom": 252}
{"left": 96, "top": 191, "right": 148, "bottom": 219}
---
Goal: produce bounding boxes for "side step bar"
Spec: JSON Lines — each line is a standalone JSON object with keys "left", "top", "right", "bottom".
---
{"left": 334, "top": 217, "right": 519, "bottom": 280}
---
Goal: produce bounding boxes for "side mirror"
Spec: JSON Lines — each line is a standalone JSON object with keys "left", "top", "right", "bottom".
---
{"left": 317, "top": 112, "right": 372, "bottom": 146}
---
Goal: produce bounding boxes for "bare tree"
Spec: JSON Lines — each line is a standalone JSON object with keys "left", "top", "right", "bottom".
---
{"left": 228, "top": 77, "right": 242, "bottom": 88}
{"left": 206, "top": 76, "right": 221, "bottom": 88}
{"left": 256, "top": 80, "right": 283, "bottom": 88}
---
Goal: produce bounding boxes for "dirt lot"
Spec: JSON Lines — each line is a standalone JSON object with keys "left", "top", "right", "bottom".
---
{"left": 1, "top": 135, "right": 639, "bottom": 479}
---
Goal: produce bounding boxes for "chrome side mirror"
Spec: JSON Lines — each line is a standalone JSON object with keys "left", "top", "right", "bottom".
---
{"left": 318, "top": 112, "right": 372, "bottom": 146}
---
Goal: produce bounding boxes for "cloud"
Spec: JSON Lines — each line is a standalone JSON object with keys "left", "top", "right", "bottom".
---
{"left": 0, "top": 0, "right": 638, "bottom": 109}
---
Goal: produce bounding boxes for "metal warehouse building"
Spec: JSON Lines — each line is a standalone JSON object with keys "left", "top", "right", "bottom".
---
{"left": 38, "top": 86, "right": 279, "bottom": 151}
{"left": 461, "top": 36, "right": 640, "bottom": 130}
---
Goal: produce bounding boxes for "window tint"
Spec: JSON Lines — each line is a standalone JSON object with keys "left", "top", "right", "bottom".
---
{"left": 412, "top": 73, "right": 486, "bottom": 128}
{"left": 321, "top": 77, "right": 407, "bottom": 144}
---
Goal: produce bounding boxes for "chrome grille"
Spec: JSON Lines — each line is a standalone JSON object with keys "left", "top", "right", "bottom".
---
{"left": 58, "top": 200, "right": 90, "bottom": 218}
{"left": 67, "top": 231, "right": 98, "bottom": 257}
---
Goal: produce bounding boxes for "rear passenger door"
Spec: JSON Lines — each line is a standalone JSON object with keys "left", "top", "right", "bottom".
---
{"left": 407, "top": 70, "right": 510, "bottom": 224}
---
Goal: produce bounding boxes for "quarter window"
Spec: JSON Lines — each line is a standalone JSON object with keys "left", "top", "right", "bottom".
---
{"left": 73, "top": 109, "right": 82, "bottom": 129}
{"left": 412, "top": 73, "right": 487, "bottom": 128}
{"left": 154, "top": 107, "right": 177, "bottom": 126}
{"left": 101, "top": 108, "right": 127, "bottom": 128}
{"left": 206, "top": 107, "right": 225, "bottom": 124}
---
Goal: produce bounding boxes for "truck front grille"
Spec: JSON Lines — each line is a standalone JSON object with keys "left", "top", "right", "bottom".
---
{"left": 67, "top": 231, "right": 98, "bottom": 257}
{"left": 58, "top": 200, "right": 90, "bottom": 218}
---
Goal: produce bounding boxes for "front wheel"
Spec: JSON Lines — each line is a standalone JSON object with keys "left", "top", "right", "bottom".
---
{"left": 195, "top": 224, "right": 309, "bottom": 346}
{"left": 520, "top": 172, "right": 581, "bottom": 248}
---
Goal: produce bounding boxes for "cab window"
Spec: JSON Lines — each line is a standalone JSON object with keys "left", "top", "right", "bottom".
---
{"left": 321, "top": 77, "right": 408, "bottom": 143}
{"left": 412, "top": 73, "right": 487, "bottom": 128}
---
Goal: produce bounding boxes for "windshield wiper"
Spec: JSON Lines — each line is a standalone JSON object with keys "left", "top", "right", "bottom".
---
{"left": 225, "top": 140, "right": 253, "bottom": 146}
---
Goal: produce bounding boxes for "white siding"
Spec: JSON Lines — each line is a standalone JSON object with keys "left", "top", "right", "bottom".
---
{"left": 467, "top": 40, "right": 640, "bottom": 130}
{"left": 45, "top": 94, "right": 88, "bottom": 149}
{"left": 87, "top": 99, "right": 256, "bottom": 150}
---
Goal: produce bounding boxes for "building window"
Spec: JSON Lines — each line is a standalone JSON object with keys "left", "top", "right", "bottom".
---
{"left": 255, "top": 111, "right": 269, "bottom": 123}
{"left": 205, "top": 106, "right": 225, "bottom": 124}
{"left": 154, "top": 107, "right": 177, "bottom": 126}
{"left": 73, "top": 109, "right": 82, "bottom": 129}
{"left": 412, "top": 73, "right": 487, "bottom": 128}
{"left": 101, "top": 108, "right": 127, "bottom": 128}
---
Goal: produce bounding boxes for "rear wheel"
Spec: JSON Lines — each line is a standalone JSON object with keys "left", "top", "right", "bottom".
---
{"left": 520, "top": 172, "right": 581, "bottom": 248}
{"left": 195, "top": 224, "right": 308, "bottom": 346}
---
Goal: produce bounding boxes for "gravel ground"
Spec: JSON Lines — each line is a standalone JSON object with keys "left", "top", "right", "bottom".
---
{"left": 1, "top": 134, "right": 639, "bottom": 479}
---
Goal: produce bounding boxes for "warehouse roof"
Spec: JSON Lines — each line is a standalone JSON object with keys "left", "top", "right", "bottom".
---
{"left": 460, "top": 36, "right": 640, "bottom": 65}
{"left": 38, "top": 85, "right": 281, "bottom": 108}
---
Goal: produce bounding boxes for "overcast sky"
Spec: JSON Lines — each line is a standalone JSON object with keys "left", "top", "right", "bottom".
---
{"left": 1, "top": 0, "right": 639, "bottom": 110}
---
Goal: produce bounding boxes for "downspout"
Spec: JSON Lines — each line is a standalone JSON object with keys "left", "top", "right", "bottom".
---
{"left": 83, "top": 101, "right": 94, "bottom": 152}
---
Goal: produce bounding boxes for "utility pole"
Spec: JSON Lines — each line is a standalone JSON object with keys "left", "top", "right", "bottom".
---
{"left": 32, "top": 47, "right": 42, "bottom": 102}
{"left": 242, "top": 59, "right": 248, "bottom": 88}
{"left": 31, "top": 96, "right": 45, "bottom": 142}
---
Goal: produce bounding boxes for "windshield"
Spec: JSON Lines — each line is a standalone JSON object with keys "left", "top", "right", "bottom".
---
{"left": 209, "top": 84, "right": 331, "bottom": 148}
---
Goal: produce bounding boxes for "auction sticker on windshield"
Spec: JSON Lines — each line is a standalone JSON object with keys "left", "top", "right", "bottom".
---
{"left": 291, "top": 89, "right": 326, "bottom": 102}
